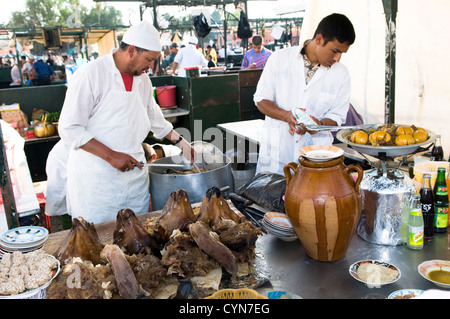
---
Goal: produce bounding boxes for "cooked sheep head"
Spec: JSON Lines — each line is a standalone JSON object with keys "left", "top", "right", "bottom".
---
{"left": 56, "top": 217, "right": 105, "bottom": 266}
{"left": 101, "top": 244, "right": 138, "bottom": 299}
{"left": 188, "top": 221, "right": 238, "bottom": 275}
{"left": 113, "top": 208, "right": 161, "bottom": 257}
{"left": 197, "top": 186, "right": 242, "bottom": 230}
{"left": 154, "top": 189, "right": 196, "bottom": 243}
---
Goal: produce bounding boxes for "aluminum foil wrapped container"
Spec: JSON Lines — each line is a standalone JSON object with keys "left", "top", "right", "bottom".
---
{"left": 357, "top": 168, "right": 416, "bottom": 246}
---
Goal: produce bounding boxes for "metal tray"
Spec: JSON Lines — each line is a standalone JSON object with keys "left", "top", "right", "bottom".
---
{"left": 336, "top": 124, "right": 436, "bottom": 158}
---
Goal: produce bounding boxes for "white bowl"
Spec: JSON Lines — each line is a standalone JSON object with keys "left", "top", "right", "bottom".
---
{"left": 418, "top": 260, "right": 450, "bottom": 289}
{"left": 299, "top": 145, "right": 344, "bottom": 161}
{"left": 349, "top": 260, "right": 401, "bottom": 288}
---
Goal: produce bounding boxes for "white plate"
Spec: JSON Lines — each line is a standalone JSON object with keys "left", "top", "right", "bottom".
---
{"left": 263, "top": 212, "right": 293, "bottom": 229}
{"left": 0, "top": 236, "right": 48, "bottom": 250}
{"left": 299, "top": 145, "right": 344, "bottom": 161}
{"left": 349, "top": 260, "right": 401, "bottom": 288}
{"left": 418, "top": 260, "right": 450, "bottom": 288}
{"left": 387, "top": 289, "right": 424, "bottom": 299}
{"left": 1, "top": 226, "right": 48, "bottom": 246}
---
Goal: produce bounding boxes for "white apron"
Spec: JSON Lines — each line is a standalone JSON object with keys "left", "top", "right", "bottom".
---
{"left": 66, "top": 89, "right": 151, "bottom": 224}
{"left": 45, "top": 140, "right": 69, "bottom": 216}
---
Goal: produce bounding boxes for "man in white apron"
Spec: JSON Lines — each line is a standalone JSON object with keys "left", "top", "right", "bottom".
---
{"left": 45, "top": 20, "right": 195, "bottom": 225}
{"left": 254, "top": 13, "right": 356, "bottom": 175}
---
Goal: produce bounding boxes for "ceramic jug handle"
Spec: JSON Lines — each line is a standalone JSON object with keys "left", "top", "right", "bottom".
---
{"left": 344, "top": 164, "right": 363, "bottom": 192}
{"left": 284, "top": 162, "right": 298, "bottom": 185}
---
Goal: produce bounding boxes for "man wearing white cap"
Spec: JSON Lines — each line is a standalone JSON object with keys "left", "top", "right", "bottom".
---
{"left": 172, "top": 35, "right": 208, "bottom": 77}
{"left": 45, "top": 20, "right": 196, "bottom": 225}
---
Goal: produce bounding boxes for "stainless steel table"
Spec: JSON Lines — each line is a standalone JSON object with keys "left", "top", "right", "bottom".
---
{"left": 254, "top": 231, "right": 450, "bottom": 299}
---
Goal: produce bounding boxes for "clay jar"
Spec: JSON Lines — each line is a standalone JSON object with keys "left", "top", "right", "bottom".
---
{"left": 284, "top": 156, "right": 363, "bottom": 262}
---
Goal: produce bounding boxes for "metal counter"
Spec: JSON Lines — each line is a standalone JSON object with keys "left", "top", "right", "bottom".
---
{"left": 254, "top": 230, "right": 450, "bottom": 299}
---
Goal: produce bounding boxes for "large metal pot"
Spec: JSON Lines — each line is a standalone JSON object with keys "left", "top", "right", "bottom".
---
{"left": 148, "top": 141, "right": 234, "bottom": 210}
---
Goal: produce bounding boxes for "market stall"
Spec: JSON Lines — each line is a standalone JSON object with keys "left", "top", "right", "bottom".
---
{"left": 37, "top": 195, "right": 450, "bottom": 299}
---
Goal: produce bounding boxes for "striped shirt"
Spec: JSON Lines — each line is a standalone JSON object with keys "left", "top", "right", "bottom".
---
{"left": 241, "top": 48, "right": 272, "bottom": 69}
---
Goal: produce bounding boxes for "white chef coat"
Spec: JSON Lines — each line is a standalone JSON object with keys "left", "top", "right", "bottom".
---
{"left": 174, "top": 44, "right": 208, "bottom": 77}
{"left": 254, "top": 46, "right": 351, "bottom": 175}
{"left": 46, "top": 49, "right": 173, "bottom": 224}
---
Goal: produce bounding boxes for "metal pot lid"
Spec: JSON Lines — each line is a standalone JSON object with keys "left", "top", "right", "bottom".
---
{"left": 336, "top": 124, "right": 436, "bottom": 158}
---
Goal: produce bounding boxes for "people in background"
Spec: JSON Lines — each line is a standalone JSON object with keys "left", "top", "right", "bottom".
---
{"left": 21, "top": 56, "right": 34, "bottom": 83}
{"left": 205, "top": 45, "right": 217, "bottom": 63}
{"left": 172, "top": 36, "right": 207, "bottom": 77}
{"left": 161, "top": 42, "right": 179, "bottom": 73}
{"left": 241, "top": 35, "right": 272, "bottom": 70}
{"left": 31, "top": 57, "right": 55, "bottom": 86}
{"left": 206, "top": 54, "right": 216, "bottom": 68}
{"left": 61, "top": 53, "right": 75, "bottom": 65}
{"left": 10, "top": 60, "right": 21, "bottom": 86}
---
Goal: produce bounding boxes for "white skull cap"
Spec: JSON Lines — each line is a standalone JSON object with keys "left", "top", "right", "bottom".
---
{"left": 122, "top": 20, "right": 162, "bottom": 51}
{"left": 188, "top": 36, "right": 198, "bottom": 45}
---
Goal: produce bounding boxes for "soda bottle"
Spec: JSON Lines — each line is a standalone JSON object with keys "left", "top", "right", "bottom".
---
{"left": 407, "top": 194, "right": 424, "bottom": 250}
{"left": 433, "top": 167, "right": 449, "bottom": 233}
{"left": 420, "top": 174, "right": 434, "bottom": 240}
{"left": 430, "top": 135, "right": 444, "bottom": 161}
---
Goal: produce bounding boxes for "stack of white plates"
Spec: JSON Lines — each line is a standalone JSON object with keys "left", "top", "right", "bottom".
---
{"left": 0, "top": 226, "right": 49, "bottom": 256}
{"left": 262, "top": 212, "right": 297, "bottom": 241}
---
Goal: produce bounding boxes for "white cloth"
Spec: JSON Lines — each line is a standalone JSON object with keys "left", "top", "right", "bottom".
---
{"left": 47, "top": 49, "right": 173, "bottom": 224}
{"left": 254, "top": 46, "right": 351, "bottom": 175}
{"left": 10, "top": 65, "right": 20, "bottom": 86}
{"left": 174, "top": 44, "right": 207, "bottom": 77}
{"left": 122, "top": 20, "right": 162, "bottom": 52}
{"left": 153, "top": 143, "right": 181, "bottom": 157}
{"left": 45, "top": 141, "right": 69, "bottom": 216}
{"left": 218, "top": 47, "right": 235, "bottom": 57}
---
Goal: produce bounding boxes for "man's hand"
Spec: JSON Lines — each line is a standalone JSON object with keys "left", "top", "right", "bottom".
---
{"left": 292, "top": 108, "right": 322, "bottom": 135}
{"left": 286, "top": 110, "right": 301, "bottom": 135}
{"left": 80, "top": 138, "right": 143, "bottom": 172}
{"left": 109, "top": 151, "right": 143, "bottom": 172}
{"left": 178, "top": 139, "right": 197, "bottom": 165}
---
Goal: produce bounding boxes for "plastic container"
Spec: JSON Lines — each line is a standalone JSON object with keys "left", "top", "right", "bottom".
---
{"left": 413, "top": 161, "right": 450, "bottom": 186}
{"left": 204, "top": 288, "right": 268, "bottom": 299}
{"left": 155, "top": 85, "right": 176, "bottom": 108}
{"left": 184, "top": 66, "right": 200, "bottom": 77}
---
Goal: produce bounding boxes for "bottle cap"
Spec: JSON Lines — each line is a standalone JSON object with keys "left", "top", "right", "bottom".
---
{"left": 423, "top": 174, "right": 431, "bottom": 178}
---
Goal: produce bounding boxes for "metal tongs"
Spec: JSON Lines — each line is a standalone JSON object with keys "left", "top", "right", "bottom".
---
{"left": 302, "top": 124, "right": 370, "bottom": 131}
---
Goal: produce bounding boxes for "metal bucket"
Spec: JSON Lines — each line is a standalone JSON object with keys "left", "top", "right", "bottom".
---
{"left": 148, "top": 141, "right": 234, "bottom": 210}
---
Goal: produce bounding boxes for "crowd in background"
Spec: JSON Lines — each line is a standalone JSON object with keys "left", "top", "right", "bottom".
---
{"left": 0, "top": 52, "right": 76, "bottom": 86}
{"left": 0, "top": 33, "right": 279, "bottom": 85}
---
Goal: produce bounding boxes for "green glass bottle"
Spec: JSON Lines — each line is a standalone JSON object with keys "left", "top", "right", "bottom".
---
{"left": 433, "top": 167, "right": 449, "bottom": 233}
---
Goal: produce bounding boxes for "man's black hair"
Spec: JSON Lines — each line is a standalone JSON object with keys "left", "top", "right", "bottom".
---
{"left": 252, "top": 35, "right": 263, "bottom": 46}
{"left": 313, "top": 13, "right": 355, "bottom": 45}
{"left": 119, "top": 41, "right": 147, "bottom": 52}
